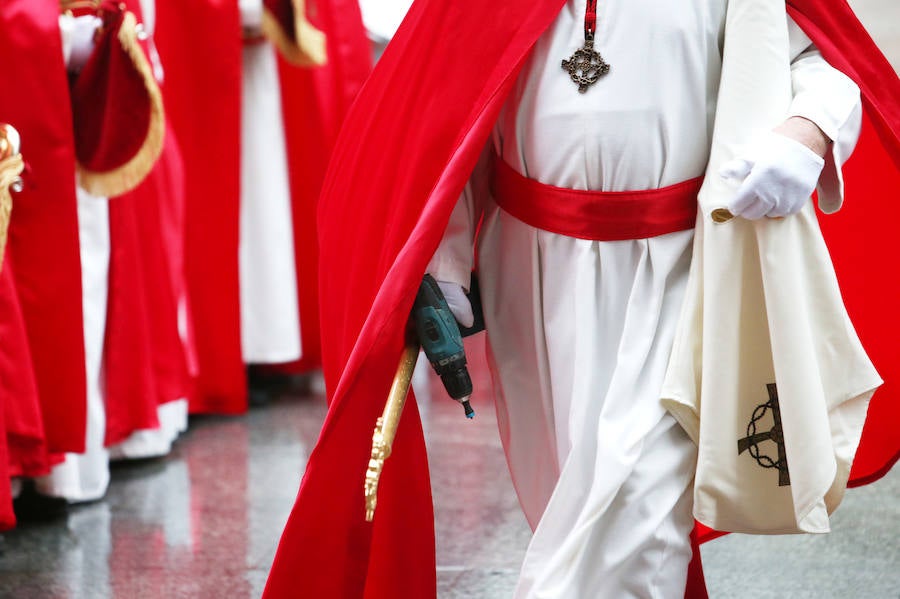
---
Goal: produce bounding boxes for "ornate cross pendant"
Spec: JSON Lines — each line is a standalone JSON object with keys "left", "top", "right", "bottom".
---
{"left": 561, "top": 35, "right": 610, "bottom": 93}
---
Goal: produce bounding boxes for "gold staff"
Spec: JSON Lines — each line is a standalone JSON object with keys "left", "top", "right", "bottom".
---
{"left": 364, "top": 342, "right": 419, "bottom": 522}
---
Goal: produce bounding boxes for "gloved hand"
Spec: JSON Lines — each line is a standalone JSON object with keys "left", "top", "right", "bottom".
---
{"left": 66, "top": 15, "right": 102, "bottom": 72}
{"left": 239, "top": 0, "right": 264, "bottom": 34}
{"left": 719, "top": 131, "right": 825, "bottom": 220}
{"left": 437, "top": 280, "right": 474, "bottom": 329}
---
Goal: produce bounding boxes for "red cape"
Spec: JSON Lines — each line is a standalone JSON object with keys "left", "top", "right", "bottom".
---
{"left": 100, "top": 0, "right": 190, "bottom": 445}
{"left": 268, "top": 1, "right": 900, "bottom": 596}
{"left": 0, "top": 0, "right": 87, "bottom": 455}
{"left": 0, "top": 257, "right": 49, "bottom": 530}
{"left": 154, "top": 0, "right": 247, "bottom": 414}
{"left": 789, "top": 3, "right": 900, "bottom": 487}
{"left": 105, "top": 129, "right": 190, "bottom": 444}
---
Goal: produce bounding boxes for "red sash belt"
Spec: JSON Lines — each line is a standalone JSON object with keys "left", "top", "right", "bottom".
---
{"left": 491, "top": 156, "right": 702, "bottom": 241}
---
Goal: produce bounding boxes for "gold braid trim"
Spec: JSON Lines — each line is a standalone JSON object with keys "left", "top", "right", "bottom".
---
{"left": 261, "top": 0, "right": 327, "bottom": 67}
{"left": 0, "top": 153, "right": 24, "bottom": 271}
{"left": 77, "top": 11, "right": 165, "bottom": 198}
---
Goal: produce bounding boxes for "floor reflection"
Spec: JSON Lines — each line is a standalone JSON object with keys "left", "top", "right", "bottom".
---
{"left": 0, "top": 335, "right": 897, "bottom": 598}
{"left": 0, "top": 397, "right": 324, "bottom": 599}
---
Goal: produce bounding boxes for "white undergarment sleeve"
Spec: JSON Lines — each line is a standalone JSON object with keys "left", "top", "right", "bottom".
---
{"left": 786, "top": 22, "right": 862, "bottom": 213}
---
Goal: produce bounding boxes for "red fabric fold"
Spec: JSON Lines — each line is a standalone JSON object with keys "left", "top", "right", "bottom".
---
{"left": 130, "top": 128, "right": 191, "bottom": 409}
{"left": 154, "top": 0, "right": 247, "bottom": 413}
{"left": 0, "top": 0, "right": 87, "bottom": 455}
{"left": 0, "top": 411, "right": 11, "bottom": 531}
{"left": 104, "top": 193, "right": 159, "bottom": 444}
{"left": 0, "top": 259, "right": 49, "bottom": 480}
{"left": 70, "top": 5, "right": 152, "bottom": 173}
{"left": 786, "top": 0, "right": 900, "bottom": 491}
{"left": 102, "top": 0, "right": 189, "bottom": 445}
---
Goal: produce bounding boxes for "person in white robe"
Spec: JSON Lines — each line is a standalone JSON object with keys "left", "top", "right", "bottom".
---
{"left": 34, "top": 3, "right": 188, "bottom": 504}
{"left": 428, "top": 1, "right": 861, "bottom": 596}
{"left": 238, "top": 0, "right": 303, "bottom": 371}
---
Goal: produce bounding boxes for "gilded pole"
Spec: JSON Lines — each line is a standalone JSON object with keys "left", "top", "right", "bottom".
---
{"left": 364, "top": 343, "right": 419, "bottom": 522}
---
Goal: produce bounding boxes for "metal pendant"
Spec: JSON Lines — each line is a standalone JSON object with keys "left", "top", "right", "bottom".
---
{"left": 561, "top": 35, "right": 610, "bottom": 93}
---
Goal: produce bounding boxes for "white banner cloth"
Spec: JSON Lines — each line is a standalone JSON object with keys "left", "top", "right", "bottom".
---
{"left": 661, "top": 0, "right": 882, "bottom": 535}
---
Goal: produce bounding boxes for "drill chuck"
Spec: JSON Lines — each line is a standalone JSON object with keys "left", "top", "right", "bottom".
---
{"left": 439, "top": 368, "right": 473, "bottom": 402}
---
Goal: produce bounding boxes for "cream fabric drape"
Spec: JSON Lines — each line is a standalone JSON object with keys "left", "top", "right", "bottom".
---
{"left": 661, "top": 0, "right": 881, "bottom": 535}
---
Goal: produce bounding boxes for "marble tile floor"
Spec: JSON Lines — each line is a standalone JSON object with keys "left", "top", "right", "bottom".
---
{"left": 0, "top": 336, "right": 897, "bottom": 598}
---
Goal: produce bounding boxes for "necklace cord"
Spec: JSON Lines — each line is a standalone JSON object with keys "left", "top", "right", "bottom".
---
{"left": 585, "top": 0, "right": 598, "bottom": 37}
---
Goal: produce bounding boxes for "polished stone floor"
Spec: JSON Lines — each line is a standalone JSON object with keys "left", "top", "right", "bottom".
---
{"left": 0, "top": 334, "right": 897, "bottom": 598}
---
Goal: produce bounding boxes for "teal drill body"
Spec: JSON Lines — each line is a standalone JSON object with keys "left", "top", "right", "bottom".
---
{"left": 413, "top": 275, "right": 475, "bottom": 418}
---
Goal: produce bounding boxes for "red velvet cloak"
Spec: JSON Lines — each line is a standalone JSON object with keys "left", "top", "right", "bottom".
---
{"left": 263, "top": 1, "right": 900, "bottom": 596}
{"left": 154, "top": 0, "right": 247, "bottom": 414}
{"left": 0, "top": 0, "right": 88, "bottom": 455}
{"left": 103, "top": 0, "right": 190, "bottom": 446}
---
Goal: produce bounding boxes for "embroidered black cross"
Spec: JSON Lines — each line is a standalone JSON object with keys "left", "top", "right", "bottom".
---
{"left": 737, "top": 383, "right": 791, "bottom": 486}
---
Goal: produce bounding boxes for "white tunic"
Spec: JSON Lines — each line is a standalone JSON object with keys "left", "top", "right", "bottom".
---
{"left": 238, "top": 1, "right": 303, "bottom": 364}
{"left": 429, "top": 1, "right": 861, "bottom": 596}
{"left": 35, "top": 185, "right": 111, "bottom": 502}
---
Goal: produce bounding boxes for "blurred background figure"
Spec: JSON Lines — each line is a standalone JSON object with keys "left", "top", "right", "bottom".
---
{"left": 359, "top": 0, "right": 411, "bottom": 59}
{"left": 28, "top": 0, "right": 188, "bottom": 510}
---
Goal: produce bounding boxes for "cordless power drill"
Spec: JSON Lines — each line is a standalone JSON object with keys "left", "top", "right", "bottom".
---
{"left": 412, "top": 274, "right": 481, "bottom": 418}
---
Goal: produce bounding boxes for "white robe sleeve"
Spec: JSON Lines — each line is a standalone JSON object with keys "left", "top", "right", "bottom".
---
{"left": 426, "top": 145, "right": 491, "bottom": 291}
{"left": 787, "top": 18, "right": 863, "bottom": 213}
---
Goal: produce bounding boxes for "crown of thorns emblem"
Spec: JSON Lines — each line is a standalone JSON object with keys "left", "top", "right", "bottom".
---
{"left": 561, "top": 36, "right": 610, "bottom": 93}
{"left": 737, "top": 383, "right": 791, "bottom": 486}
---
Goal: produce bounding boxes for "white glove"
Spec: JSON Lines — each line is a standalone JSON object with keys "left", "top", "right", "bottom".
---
{"left": 239, "top": 0, "right": 264, "bottom": 30}
{"left": 65, "top": 15, "right": 102, "bottom": 72}
{"left": 437, "top": 280, "right": 474, "bottom": 329}
{"left": 720, "top": 131, "right": 825, "bottom": 220}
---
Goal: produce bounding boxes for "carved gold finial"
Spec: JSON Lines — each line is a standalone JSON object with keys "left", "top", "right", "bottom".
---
{"left": 0, "top": 124, "right": 25, "bottom": 270}
{"left": 0, "top": 123, "right": 20, "bottom": 160}
{"left": 364, "top": 344, "right": 419, "bottom": 522}
{"left": 711, "top": 208, "right": 734, "bottom": 223}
